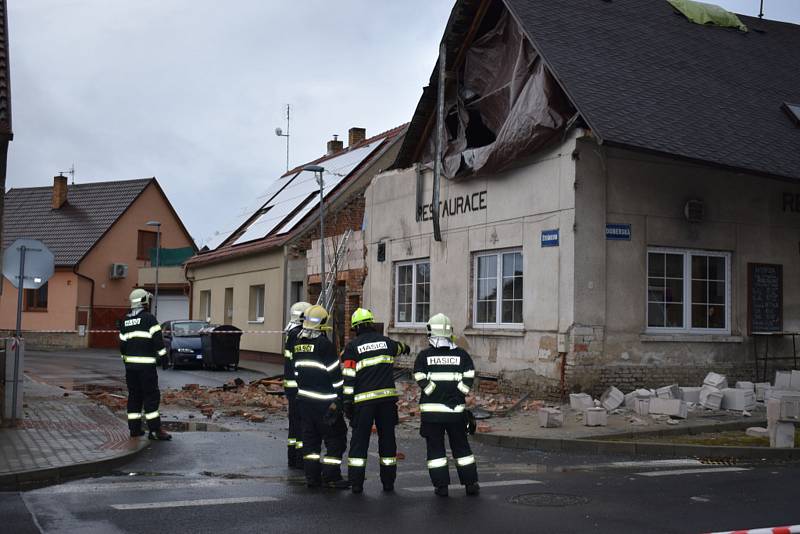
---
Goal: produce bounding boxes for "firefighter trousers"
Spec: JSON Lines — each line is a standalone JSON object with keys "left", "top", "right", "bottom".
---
{"left": 125, "top": 365, "right": 161, "bottom": 433}
{"left": 287, "top": 393, "right": 303, "bottom": 464}
{"left": 420, "top": 420, "right": 478, "bottom": 487}
{"left": 298, "top": 399, "right": 347, "bottom": 484}
{"left": 347, "top": 401, "right": 398, "bottom": 487}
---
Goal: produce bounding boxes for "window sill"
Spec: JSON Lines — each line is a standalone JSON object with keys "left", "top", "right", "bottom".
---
{"left": 387, "top": 326, "right": 427, "bottom": 335}
{"left": 248, "top": 319, "right": 265, "bottom": 325}
{"left": 464, "top": 328, "right": 526, "bottom": 337}
{"left": 640, "top": 333, "right": 742, "bottom": 343}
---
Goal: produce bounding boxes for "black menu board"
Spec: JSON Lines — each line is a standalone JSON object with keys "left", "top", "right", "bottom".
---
{"left": 748, "top": 263, "right": 783, "bottom": 334}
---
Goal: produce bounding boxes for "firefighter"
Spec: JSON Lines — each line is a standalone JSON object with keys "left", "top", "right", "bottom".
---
{"left": 284, "top": 301, "right": 311, "bottom": 469}
{"left": 342, "top": 308, "right": 410, "bottom": 494}
{"left": 119, "top": 288, "right": 171, "bottom": 441}
{"left": 413, "top": 313, "right": 479, "bottom": 497}
{"left": 292, "top": 305, "right": 349, "bottom": 489}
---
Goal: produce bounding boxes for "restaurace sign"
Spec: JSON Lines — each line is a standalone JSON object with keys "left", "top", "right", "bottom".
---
{"left": 417, "top": 191, "right": 487, "bottom": 222}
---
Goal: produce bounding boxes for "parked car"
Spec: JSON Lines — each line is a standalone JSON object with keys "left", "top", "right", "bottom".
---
{"left": 161, "top": 320, "right": 209, "bottom": 369}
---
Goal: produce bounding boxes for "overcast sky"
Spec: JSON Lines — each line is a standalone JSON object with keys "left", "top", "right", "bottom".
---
{"left": 6, "top": 1, "right": 800, "bottom": 248}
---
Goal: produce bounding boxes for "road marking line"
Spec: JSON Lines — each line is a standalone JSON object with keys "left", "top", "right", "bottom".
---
{"left": 111, "top": 496, "right": 279, "bottom": 510}
{"left": 403, "top": 479, "right": 542, "bottom": 492}
{"left": 635, "top": 467, "right": 750, "bottom": 477}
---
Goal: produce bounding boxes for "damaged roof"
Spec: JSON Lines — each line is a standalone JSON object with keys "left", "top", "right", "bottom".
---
{"left": 397, "top": 0, "right": 800, "bottom": 180}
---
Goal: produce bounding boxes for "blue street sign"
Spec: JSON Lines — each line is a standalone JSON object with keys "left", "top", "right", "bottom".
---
{"left": 541, "top": 229, "right": 559, "bottom": 247}
{"left": 606, "top": 223, "right": 631, "bottom": 241}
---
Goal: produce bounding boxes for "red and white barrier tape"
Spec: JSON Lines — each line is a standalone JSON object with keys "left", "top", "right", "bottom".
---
{"left": 708, "top": 525, "right": 800, "bottom": 534}
{"left": 11, "top": 329, "right": 285, "bottom": 335}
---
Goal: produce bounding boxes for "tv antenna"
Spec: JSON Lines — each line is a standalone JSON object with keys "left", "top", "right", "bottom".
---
{"left": 758, "top": 0, "right": 764, "bottom": 18}
{"left": 59, "top": 163, "right": 76, "bottom": 185}
{"left": 275, "top": 104, "right": 291, "bottom": 172}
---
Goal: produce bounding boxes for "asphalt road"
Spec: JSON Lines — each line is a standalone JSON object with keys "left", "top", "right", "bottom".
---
{"left": 24, "top": 349, "right": 266, "bottom": 391}
{"left": 3, "top": 423, "right": 800, "bottom": 533}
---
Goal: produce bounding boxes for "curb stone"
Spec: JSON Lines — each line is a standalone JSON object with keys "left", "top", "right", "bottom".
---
{"left": 473, "top": 418, "right": 800, "bottom": 460}
{"left": 0, "top": 438, "right": 150, "bottom": 491}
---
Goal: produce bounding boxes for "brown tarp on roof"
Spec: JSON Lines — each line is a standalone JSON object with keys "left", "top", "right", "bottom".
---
{"left": 419, "top": 5, "right": 574, "bottom": 179}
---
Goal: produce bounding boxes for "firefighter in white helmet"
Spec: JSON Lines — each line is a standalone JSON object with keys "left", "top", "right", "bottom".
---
{"left": 413, "top": 313, "right": 478, "bottom": 496}
{"left": 119, "top": 288, "right": 171, "bottom": 440}
{"left": 291, "top": 305, "right": 349, "bottom": 489}
{"left": 284, "top": 301, "right": 311, "bottom": 469}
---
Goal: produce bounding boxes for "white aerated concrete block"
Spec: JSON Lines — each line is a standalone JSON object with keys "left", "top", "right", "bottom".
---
{"left": 721, "top": 388, "right": 756, "bottom": 411}
{"left": 779, "top": 396, "right": 800, "bottom": 422}
{"left": 699, "top": 385, "right": 723, "bottom": 410}
{"left": 584, "top": 407, "right": 608, "bottom": 427}
{"left": 791, "top": 370, "right": 800, "bottom": 390}
{"left": 770, "top": 422, "right": 796, "bottom": 448}
{"left": 538, "top": 407, "right": 564, "bottom": 428}
{"left": 600, "top": 386, "right": 624, "bottom": 411}
{"left": 624, "top": 391, "right": 637, "bottom": 409}
{"left": 755, "top": 383, "right": 772, "bottom": 402}
{"left": 746, "top": 427, "right": 769, "bottom": 438}
{"left": 634, "top": 398, "right": 650, "bottom": 416}
{"left": 656, "top": 384, "right": 681, "bottom": 399}
{"left": 679, "top": 387, "right": 702, "bottom": 404}
{"left": 703, "top": 372, "right": 728, "bottom": 390}
{"left": 735, "top": 381, "right": 755, "bottom": 392}
{"left": 649, "top": 398, "right": 688, "bottom": 419}
{"left": 569, "top": 393, "right": 594, "bottom": 411}
{"left": 775, "top": 371, "right": 792, "bottom": 389}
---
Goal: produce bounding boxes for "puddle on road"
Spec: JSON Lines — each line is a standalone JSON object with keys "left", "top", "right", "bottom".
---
{"left": 161, "top": 420, "right": 231, "bottom": 433}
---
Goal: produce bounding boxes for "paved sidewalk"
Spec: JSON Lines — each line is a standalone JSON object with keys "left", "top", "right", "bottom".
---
{"left": 0, "top": 377, "right": 147, "bottom": 489}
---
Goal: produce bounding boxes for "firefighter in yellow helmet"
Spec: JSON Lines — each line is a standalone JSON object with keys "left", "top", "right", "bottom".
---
{"left": 342, "top": 308, "right": 409, "bottom": 493}
{"left": 414, "top": 313, "right": 478, "bottom": 496}
{"left": 284, "top": 301, "right": 311, "bottom": 469}
{"left": 119, "top": 289, "right": 171, "bottom": 440}
{"left": 291, "top": 305, "right": 349, "bottom": 489}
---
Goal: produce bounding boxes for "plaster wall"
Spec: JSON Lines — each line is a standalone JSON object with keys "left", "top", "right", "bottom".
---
{"left": 188, "top": 249, "right": 285, "bottom": 354}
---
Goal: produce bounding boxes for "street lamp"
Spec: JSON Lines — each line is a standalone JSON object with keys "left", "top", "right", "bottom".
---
{"left": 146, "top": 220, "right": 161, "bottom": 319}
{"left": 302, "top": 165, "right": 326, "bottom": 307}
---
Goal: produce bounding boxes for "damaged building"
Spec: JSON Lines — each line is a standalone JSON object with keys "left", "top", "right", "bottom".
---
{"left": 363, "top": 0, "right": 800, "bottom": 396}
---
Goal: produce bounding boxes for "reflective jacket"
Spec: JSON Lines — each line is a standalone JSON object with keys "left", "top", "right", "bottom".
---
{"left": 292, "top": 334, "right": 343, "bottom": 403}
{"left": 341, "top": 331, "right": 406, "bottom": 406}
{"left": 413, "top": 345, "right": 475, "bottom": 423}
{"left": 283, "top": 324, "right": 302, "bottom": 394}
{"left": 118, "top": 309, "right": 166, "bottom": 365}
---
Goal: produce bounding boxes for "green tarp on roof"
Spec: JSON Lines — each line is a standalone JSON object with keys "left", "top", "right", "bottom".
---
{"left": 667, "top": 0, "right": 748, "bottom": 32}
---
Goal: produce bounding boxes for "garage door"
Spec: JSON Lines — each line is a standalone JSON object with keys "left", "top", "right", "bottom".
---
{"left": 155, "top": 294, "right": 189, "bottom": 323}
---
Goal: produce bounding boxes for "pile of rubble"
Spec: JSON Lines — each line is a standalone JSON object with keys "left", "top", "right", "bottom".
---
{"left": 536, "top": 371, "right": 799, "bottom": 442}
{"left": 161, "top": 378, "right": 287, "bottom": 422}
{"left": 744, "top": 370, "right": 800, "bottom": 448}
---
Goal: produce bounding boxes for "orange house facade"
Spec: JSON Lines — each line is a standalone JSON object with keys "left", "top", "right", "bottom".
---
{"left": 1, "top": 176, "right": 195, "bottom": 348}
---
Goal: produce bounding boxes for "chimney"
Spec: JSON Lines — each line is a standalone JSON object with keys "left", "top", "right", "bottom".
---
{"left": 348, "top": 127, "right": 366, "bottom": 147}
{"left": 327, "top": 134, "right": 344, "bottom": 156}
{"left": 52, "top": 174, "right": 68, "bottom": 209}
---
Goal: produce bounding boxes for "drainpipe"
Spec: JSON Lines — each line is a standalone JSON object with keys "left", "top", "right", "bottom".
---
{"left": 184, "top": 263, "right": 195, "bottom": 320}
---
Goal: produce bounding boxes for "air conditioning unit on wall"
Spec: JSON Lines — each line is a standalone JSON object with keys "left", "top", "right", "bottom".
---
{"left": 109, "top": 263, "right": 129, "bottom": 279}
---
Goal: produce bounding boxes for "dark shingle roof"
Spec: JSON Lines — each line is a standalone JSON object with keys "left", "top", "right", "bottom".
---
{"left": 3, "top": 178, "right": 152, "bottom": 266}
{"left": 504, "top": 0, "right": 800, "bottom": 179}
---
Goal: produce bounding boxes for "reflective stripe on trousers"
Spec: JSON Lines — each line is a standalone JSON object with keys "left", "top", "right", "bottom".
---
{"left": 122, "top": 356, "right": 157, "bottom": 364}
{"left": 427, "top": 457, "right": 448, "bottom": 469}
{"left": 353, "top": 388, "right": 397, "bottom": 403}
{"left": 348, "top": 457, "right": 366, "bottom": 467}
{"left": 419, "top": 403, "right": 465, "bottom": 413}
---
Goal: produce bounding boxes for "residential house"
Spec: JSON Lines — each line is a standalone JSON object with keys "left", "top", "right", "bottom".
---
{"left": 363, "top": 0, "right": 800, "bottom": 396}
{"left": 1, "top": 176, "right": 196, "bottom": 348}
{"left": 185, "top": 126, "right": 406, "bottom": 358}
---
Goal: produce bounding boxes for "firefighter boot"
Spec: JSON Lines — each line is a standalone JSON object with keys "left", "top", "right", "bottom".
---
{"left": 324, "top": 479, "right": 351, "bottom": 490}
{"left": 434, "top": 486, "right": 449, "bottom": 497}
{"left": 130, "top": 429, "right": 145, "bottom": 438}
{"left": 466, "top": 482, "right": 480, "bottom": 496}
{"left": 148, "top": 429, "right": 172, "bottom": 441}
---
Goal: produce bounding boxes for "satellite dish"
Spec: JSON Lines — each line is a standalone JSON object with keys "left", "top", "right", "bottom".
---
{"left": 275, "top": 127, "right": 283, "bottom": 136}
{"left": 2, "top": 239, "right": 55, "bottom": 289}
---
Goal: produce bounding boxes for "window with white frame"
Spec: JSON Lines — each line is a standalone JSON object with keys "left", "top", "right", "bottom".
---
{"left": 647, "top": 248, "right": 730, "bottom": 333}
{"left": 199, "top": 290, "right": 211, "bottom": 322}
{"left": 473, "top": 249, "right": 523, "bottom": 326}
{"left": 249, "top": 285, "right": 265, "bottom": 322}
{"left": 395, "top": 259, "right": 430, "bottom": 325}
